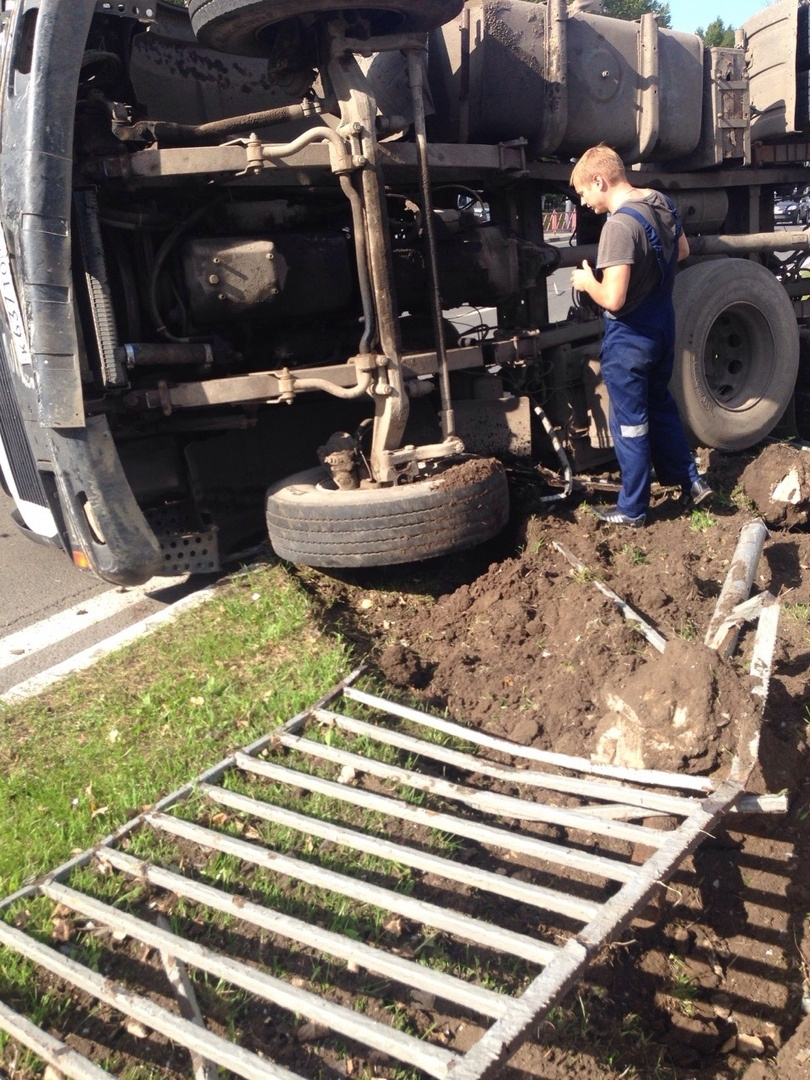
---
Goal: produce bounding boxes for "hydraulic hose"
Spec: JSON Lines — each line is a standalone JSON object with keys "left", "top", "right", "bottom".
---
{"left": 533, "top": 402, "right": 574, "bottom": 503}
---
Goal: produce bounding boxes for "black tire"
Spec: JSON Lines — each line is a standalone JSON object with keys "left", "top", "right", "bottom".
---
{"left": 189, "top": 0, "right": 464, "bottom": 56}
{"left": 265, "top": 457, "right": 509, "bottom": 568}
{"left": 672, "top": 260, "right": 799, "bottom": 451}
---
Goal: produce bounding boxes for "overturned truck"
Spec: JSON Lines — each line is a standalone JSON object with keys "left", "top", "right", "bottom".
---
{"left": 0, "top": 0, "right": 808, "bottom": 580}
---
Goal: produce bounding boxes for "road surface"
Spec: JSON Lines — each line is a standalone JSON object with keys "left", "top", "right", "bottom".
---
{"left": 0, "top": 488, "right": 203, "bottom": 698}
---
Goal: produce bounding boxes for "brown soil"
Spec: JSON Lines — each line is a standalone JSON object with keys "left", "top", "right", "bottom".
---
{"left": 309, "top": 442, "right": 810, "bottom": 1080}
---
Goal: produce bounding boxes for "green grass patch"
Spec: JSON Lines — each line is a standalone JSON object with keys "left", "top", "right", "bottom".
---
{"left": 688, "top": 508, "right": 716, "bottom": 533}
{"left": 620, "top": 543, "right": 648, "bottom": 565}
{"left": 0, "top": 562, "right": 349, "bottom": 896}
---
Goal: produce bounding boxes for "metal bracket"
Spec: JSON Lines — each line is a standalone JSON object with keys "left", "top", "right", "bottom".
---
{"left": 95, "top": 1, "right": 157, "bottom": 21}
{"left": 498, "top": 138, "right": 529, "bottom": 174}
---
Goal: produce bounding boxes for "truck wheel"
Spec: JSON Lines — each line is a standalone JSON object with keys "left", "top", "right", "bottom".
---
{"left": 188, "top": 0, "right": 464, "bottom": 55}
{"left": 265, "top": 457, "right": 509, "bottom": 568}
{"left": 672, "top": 260, "right": 799, "bottom": 450}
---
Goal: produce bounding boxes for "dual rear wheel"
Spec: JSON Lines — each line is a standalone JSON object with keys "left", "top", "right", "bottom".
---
{"left": 672, "top": 259, "right": 799, "bottom": 451}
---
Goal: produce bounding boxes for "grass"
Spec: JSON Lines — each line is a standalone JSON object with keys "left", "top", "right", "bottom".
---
{"left": 0, "top": 561, "right": 353, "bottom": 1075}
{"left": 688, "top": 508, "right": 716, "bottom": 533}
{"left": 667, "top": 955, "right": 699, "bottom": 1014}
{"left": 620, "top": 543, "right": 648, "bottom": 565}
{"left": 0, "top": 561, "right": 349, "bottom": 897}
{"left": 674, "top": 617, "right": 699, "bottom": 641}
{"left": 730, "top": 484, "right": 757, "bottom": 513}
{"left": 784, "top": 602, "right": 810, "bottom": 623}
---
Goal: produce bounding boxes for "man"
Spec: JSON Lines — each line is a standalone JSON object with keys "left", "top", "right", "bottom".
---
{"left": 570, "top": 145, "right": 711, "bottom": 527}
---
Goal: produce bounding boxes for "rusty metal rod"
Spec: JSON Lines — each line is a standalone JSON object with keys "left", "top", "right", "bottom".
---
{"left": 408, "top": 48, "right": 455, "bottom": 440}
{"left": 557, "top": 229, "right": 810, "bottom": 269}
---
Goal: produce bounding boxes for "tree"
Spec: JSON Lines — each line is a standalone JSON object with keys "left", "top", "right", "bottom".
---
{"left": 595, "top": 0, "right": 672, "bottom": 28}
{"left": 696, "top": 17, "right": 736, "bottom": 46}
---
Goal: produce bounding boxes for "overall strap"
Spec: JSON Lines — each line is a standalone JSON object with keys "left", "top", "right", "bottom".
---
{"left": 615, "top": 205, "right": 665, "bottom": 276}
{"left": 614, "top": 197, "right": 682, "bottom": 278}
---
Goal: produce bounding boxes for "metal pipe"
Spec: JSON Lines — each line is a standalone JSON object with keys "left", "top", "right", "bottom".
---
{"left": 285, "top": 370, "right": 374, "bottom": 401}
{"left": 533, "top": 403, "right": 573, "bottom": 503}
{"left": 125, "top": 104, "right": 309, "bottom": 146}
{"left": 557, "top": 229, "right": 810, "bottom": 269}
{"left": 407, "top": 48, "right": 455, "bottom": 440}
{"left": 704, "top": 519, "right": 770, "bottom": 655}
{"left": 261, "top": 125, "right": 352, "bottom": 171}
{"left": 340, "top": 175, "right": 376, "bottom": 353}
{"left": 688, "top": 230, "right": 810, "bottom": 255}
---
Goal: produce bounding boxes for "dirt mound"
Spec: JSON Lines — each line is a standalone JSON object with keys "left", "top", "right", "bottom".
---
{"left": 593, "top": 637, "right": 756, "bottom": 775}
{"left": 740, "top": 442, "right": 810, "bottom": 528}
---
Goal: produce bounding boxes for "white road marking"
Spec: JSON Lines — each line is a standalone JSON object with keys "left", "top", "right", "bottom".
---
{"left": 1, "top": 580, "right": 219, "bottom": 704}
{"left": 0, "top": 579, "right": 188, "bottom": 672}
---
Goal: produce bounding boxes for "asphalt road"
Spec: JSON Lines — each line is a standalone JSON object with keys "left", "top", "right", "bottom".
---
{"left": 0, "top": 488, "right": 200, "bottom": 697}
{"left": 0, "top": 488, "right": 108, "bottom": 636}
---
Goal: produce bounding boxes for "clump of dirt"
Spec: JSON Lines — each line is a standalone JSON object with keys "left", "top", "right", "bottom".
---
{"left": 740, "top": 441, "right": 810, "bottom": 528}
{"left": 433, "top": 454, "right": 503, "bottom": 487}
{"left": 593, "top": 637, "right": 756, "bottom": 774}
{"left": 319, "top": 442, "right": 810, "bottom": 1080}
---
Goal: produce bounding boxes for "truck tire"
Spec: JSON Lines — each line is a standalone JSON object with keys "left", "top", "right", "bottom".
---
{"left": 265, "top": 457, "right": 509, "bottom": 568}
{"left": 672, "top": 260, "right": 799, "bottom": 451}
{"left": 188, "top": 0, "right": 464, "bottom": 56}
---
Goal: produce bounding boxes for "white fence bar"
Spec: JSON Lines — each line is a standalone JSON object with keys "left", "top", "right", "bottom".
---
{"left": 99, "top": 841, "right": 508, "bottom": 1020}
{"left": 0, "top": 920, "right": 304, "bottom": 1080}
{"left": 0, "top": 1000, "right": 113, "bottom": 1080}
{"left": 201, "top": 782, "right": 600, "bottom": 922}
{"left": 313, "top": 708, "right": 700, "bottom": 816}
{"left": 144, "top": 810, "right": 558, "bottom": 965}
{"left": 279, "top": 730, "right": 670, "bottom": 847}
{"left": 343, "top": 686, "right": 714, "bottom": 793}
{"left": 41, "top": 881, "right": 458, "bottom": 1079}
{"left": 234, "top": 752, "right": 639, "bottom": 883}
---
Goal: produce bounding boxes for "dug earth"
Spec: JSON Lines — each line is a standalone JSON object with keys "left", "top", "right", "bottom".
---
{"left": 303, "top": 441, "right": 810, "bottom": 1080}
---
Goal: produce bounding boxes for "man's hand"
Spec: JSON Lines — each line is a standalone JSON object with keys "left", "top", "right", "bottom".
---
{"left": 571, "top": 260, "right": 630, "bottom": 313}
{"left": 571, "top": 260, "right": 597, "bottom": 295}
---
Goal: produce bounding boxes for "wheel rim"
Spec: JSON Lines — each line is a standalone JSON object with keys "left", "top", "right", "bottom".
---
{"left": 702, "top": 302, "right": 776, "bottom": 412}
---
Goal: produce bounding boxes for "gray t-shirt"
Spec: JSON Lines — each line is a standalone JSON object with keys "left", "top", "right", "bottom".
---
{"left": 596, "top": 191, "right": 678, "bottom": 319}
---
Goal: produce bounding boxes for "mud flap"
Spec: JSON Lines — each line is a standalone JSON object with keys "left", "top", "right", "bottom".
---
{"left": 48, "top": 415, "right": 164, "bottom": 585}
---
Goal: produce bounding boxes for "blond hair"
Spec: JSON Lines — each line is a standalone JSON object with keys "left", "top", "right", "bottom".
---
{"left": 570, "top": 145, "right": 626, "bottom": 189}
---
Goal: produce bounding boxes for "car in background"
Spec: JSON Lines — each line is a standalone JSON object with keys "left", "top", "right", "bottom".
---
{"left": 775, "top": 192, "right": 810, "bottom": 225}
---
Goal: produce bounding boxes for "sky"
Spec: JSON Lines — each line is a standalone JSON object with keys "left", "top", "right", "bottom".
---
{"left": 666, "top": 0, "right": 774, "bottom": 34}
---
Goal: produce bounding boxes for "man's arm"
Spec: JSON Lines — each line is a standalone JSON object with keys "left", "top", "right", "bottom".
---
{"left": 677, "top": 233, "right": 689, "bottom": 262}
{"left": 570, "top": 261, "right": 631, "bottom": 313}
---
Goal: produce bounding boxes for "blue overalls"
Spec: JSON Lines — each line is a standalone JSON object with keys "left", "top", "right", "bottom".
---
{"left": 599, "top": 201, "right": 700, "bottom": 520}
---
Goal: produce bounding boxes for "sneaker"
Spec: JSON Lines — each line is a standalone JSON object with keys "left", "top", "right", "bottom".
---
{"left": 594, "top": 507, "right": 646, "bottom": 528}
{"left": 679, "top": 477, "right": 713, "bottom": 510}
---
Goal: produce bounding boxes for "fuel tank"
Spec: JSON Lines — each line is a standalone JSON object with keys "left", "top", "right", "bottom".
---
{"left": 427, "top": 0, "right": 704, "bottom": 163}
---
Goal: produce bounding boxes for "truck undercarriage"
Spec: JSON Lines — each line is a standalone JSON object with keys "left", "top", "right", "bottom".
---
{"left": 0, "top": 0, "right": 809, "bottom": 581}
